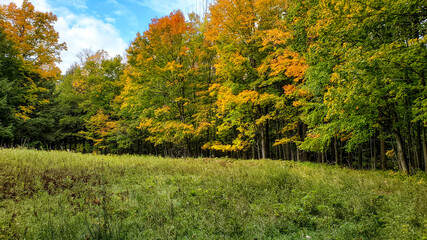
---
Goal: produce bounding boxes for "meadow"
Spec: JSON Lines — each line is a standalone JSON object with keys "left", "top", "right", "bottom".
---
{"left": 0, "top": 148, "right": 426, "bottom": 239}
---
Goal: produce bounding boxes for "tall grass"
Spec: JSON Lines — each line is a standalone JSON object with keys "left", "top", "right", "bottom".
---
{"left": 0, "top": 148, "right": 426, "bottom": 239}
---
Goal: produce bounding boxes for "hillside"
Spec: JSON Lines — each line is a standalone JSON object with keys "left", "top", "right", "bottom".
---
{"left": 0, "top": 148, "right": 426, "bottom": 239}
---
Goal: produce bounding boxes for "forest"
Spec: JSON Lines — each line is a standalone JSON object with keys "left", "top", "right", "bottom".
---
{"left": 0, "top": 0, "right": 426, "bottom": 174}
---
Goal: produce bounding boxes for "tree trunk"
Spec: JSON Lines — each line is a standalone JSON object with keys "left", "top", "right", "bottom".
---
{"left": 407, "top": 122, "right": 413, "bottom": 172}
{"left": 265, "top": 118, "right": 270, "bottom": 159}
{"left": 415, "top": 123, "right": 422, "bottom": 170}
{"left": 260, "top": 125, "right": 266, "bottom": 159}
{"left": 347, "top": 151, "right": 352, "bottom": 169}
{"left": 380, "top": 137, "right": 386, "bottom": 170}
{"left": 422, "top": 127, "right": 427, "bottom": 174}
{"left": 301, "top": 124, "right": 308, "bottom": 162}
{"left": 393, "top": 131, "right": 409, "bottom": 174}
{"left": 371, "top": 137, "right": 376, "bottom": 170}
{"left": 284, "top": 143, "right": 289, "bottom": 160}
{"left": 334, "top": 137, "right": 339, "bottom": 165}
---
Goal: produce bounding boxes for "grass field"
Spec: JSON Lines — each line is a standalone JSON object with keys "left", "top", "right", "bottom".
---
{"left": 0, "top": 148, "right": 426, "bottom": 239}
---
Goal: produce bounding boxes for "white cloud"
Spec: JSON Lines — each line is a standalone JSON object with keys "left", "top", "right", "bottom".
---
{"left": 70, "top": 0, "right": 87, "bottom": 10}
{"left": 131, "top": 0, "right": 211, "bottom": 16}
{"left": 105, "top": 17, "right": 116, "bottom": 23}
{"left": 55, "top": 10, "right": 128, "bottom": 72}
{"left": 0, "top": 0, "right": 52, "bottom": 12}
{"left": 0, "top": 0, "right": 128, "bottom": 74}
{"left": 114, "top": 9, "right": 125, "bottom": 15}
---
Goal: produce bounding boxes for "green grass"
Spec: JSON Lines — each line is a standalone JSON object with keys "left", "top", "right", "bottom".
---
{"left": 0, "top": 148, "right": 426, "bottom": 239}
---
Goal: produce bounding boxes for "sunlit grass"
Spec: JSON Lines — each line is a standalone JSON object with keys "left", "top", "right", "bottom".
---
{"left": 1, "top": 148, "right": 426, "bottom": 239}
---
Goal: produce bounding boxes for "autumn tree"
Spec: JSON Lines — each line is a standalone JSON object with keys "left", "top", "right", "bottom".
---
{"left": 206, "top": 0, "right": 270, "bottom": 158}
{"left": 122, "top": 11, "right": 211, "bottom": 157}
{"left": 298, "top": 0, "right": 427, "bottom": 173}
{"left": 0, "top": 28, "right": 20, "bottom": 141}
{"left": 57, "top": 50, "right": 125, "bottom": 152}
{"left": 0, "top": 0, "right": 66, "bottom": 147}
{"left": 0, "top": 0, "right": 66, "bottom": 126}
{"left": 205, "top": 0, "right": 308, "bottom": 159}
{"left": 0, "top": 0, "right": 66, "bottom": 78}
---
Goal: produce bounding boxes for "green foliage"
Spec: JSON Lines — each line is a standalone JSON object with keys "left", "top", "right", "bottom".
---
{"left": 0, "top": 29, "right": 19, "bottom": 140}
{"left": 1, "top": 149, "right": 426, "bottom": 239}
{"left": 53, "top": 50, "right": 125, "bottom": 151}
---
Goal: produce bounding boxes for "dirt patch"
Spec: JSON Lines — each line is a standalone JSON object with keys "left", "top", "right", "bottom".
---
{"left": 0, "top": 168, "right": 103, "bottom": 200}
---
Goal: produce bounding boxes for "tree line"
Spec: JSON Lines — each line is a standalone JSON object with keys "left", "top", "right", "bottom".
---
{"left": 1, "top": 0, "right": 426, "bottom": 174}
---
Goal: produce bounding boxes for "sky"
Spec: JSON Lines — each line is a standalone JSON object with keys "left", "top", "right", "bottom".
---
{"left": 0, "top": 0, "right": 211, "bottom": 73}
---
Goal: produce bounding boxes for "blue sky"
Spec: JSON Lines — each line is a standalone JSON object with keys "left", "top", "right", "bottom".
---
{"left": 0, "top": 0, "right": 211, "bottom": 72}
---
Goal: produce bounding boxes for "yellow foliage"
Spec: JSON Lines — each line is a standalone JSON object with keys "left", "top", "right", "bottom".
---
{"left": 208, "top": 140, "right": 248, "bottom": 152}
{"left": 292, "top": 101, "right": 301, "bottom": 107}
{"left": 255, "top": 114, "right": 272, "bottom": 126}
{"left": 261, "top": 28, "right": 292, "bottom": 47}
{"left": 85, "top": 110, "right": 117, "bottom": 148}
{"left": 154, "top": 105, "right": 171, "bottom": 117}
{"left": 273, "top": 136, "right": 297, "bottom": 146}
{"left": 386, "top": 149, "right": 395, "bottom": 158}
{"left": 138, "top": 118, "right": 153, "bottom": 130}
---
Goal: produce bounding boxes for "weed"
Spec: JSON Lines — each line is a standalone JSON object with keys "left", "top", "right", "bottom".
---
{"left": 0, "top": 148, "right": 426, "bottom": 239}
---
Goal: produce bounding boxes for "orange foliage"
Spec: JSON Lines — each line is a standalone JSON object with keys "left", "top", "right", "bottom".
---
{"left": 283, "top": 84, "right": 297, "bottom": 95}
{"left": 0, "top": 0, "right": 66, "bottom": 79}
{"left": 268, "top": 50, "right": 308, "bottom": 82}
{"left": 206, "top": 0, "right": 257, "bottom": 43}
{"left": 307, "top": 133, "right": 320, "bottom": 139}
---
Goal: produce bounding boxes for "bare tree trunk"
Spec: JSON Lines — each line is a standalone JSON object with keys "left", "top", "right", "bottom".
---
{"left": 371, "top": 137, "right": 376, "bottom": 170}
{"left": 380, "top": 137, "right": 386, "bottom": 170}
{"left": 415, "top": 123, "right": 422, "bottom": 170}
{"left": 407, "top": 122, "right": 413, "bottom": 172}
{"left": 393, "top": 131, "right": 409, "bottom": 174}
{"left": 301, "top": 124, "right": 307, "bottom": 162}
{"left": 334, "top": 137, "right": 339, "bottom": 165}
{"left": 422, "top": 127, "right": 427, "bottom": 174}
{"left": 284, "top": 143, "right": 289, "bottom": 160}
{"left": 265, "top": 118, "right": 270, "bottom": 159}
{"left": 260, "top": 125, "right": 266, "bottom": 159}
{"left": 347, "top": 151, "right": 352, "bottom": 169}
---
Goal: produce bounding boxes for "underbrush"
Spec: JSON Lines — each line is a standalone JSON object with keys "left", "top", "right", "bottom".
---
{"left": 1, "top": 148, "right": 426, "bottom": 239}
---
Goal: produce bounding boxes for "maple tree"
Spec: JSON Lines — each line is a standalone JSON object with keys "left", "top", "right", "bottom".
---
{"left": 205, "top": 0, "right": 267, "bottom": 157}
{"left": 122, "top": 11, "right": 209, "bottom": 156}
{"left": 0, "top": 0, "right": 66, "bottom": 78}
{"left": 0, "top": 0, "right": 66, "bottom": 123}
{"left": 205, "top": 0, "right": 309, "bottom": 159}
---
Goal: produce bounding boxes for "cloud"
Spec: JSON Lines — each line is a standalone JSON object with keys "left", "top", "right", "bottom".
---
{"left": 69, "top": 0, "right": 87, "bottom": 9}
{"left": 54, "top": 10, "right": 128, "bottom": 72}
{"left": 0, "top": 0, "right": 52, "bottom": 12}
{"left": 114, "top": 10, "right": 125, "bottom": 15}
{"left": 0, "top": 0, "right": 128, "bottom": 73}
{"left": 130, "top": 0, "right": 211, "bottom": 16}
{"left": 105, "top": 17, "right": 116, "bottom": 23}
